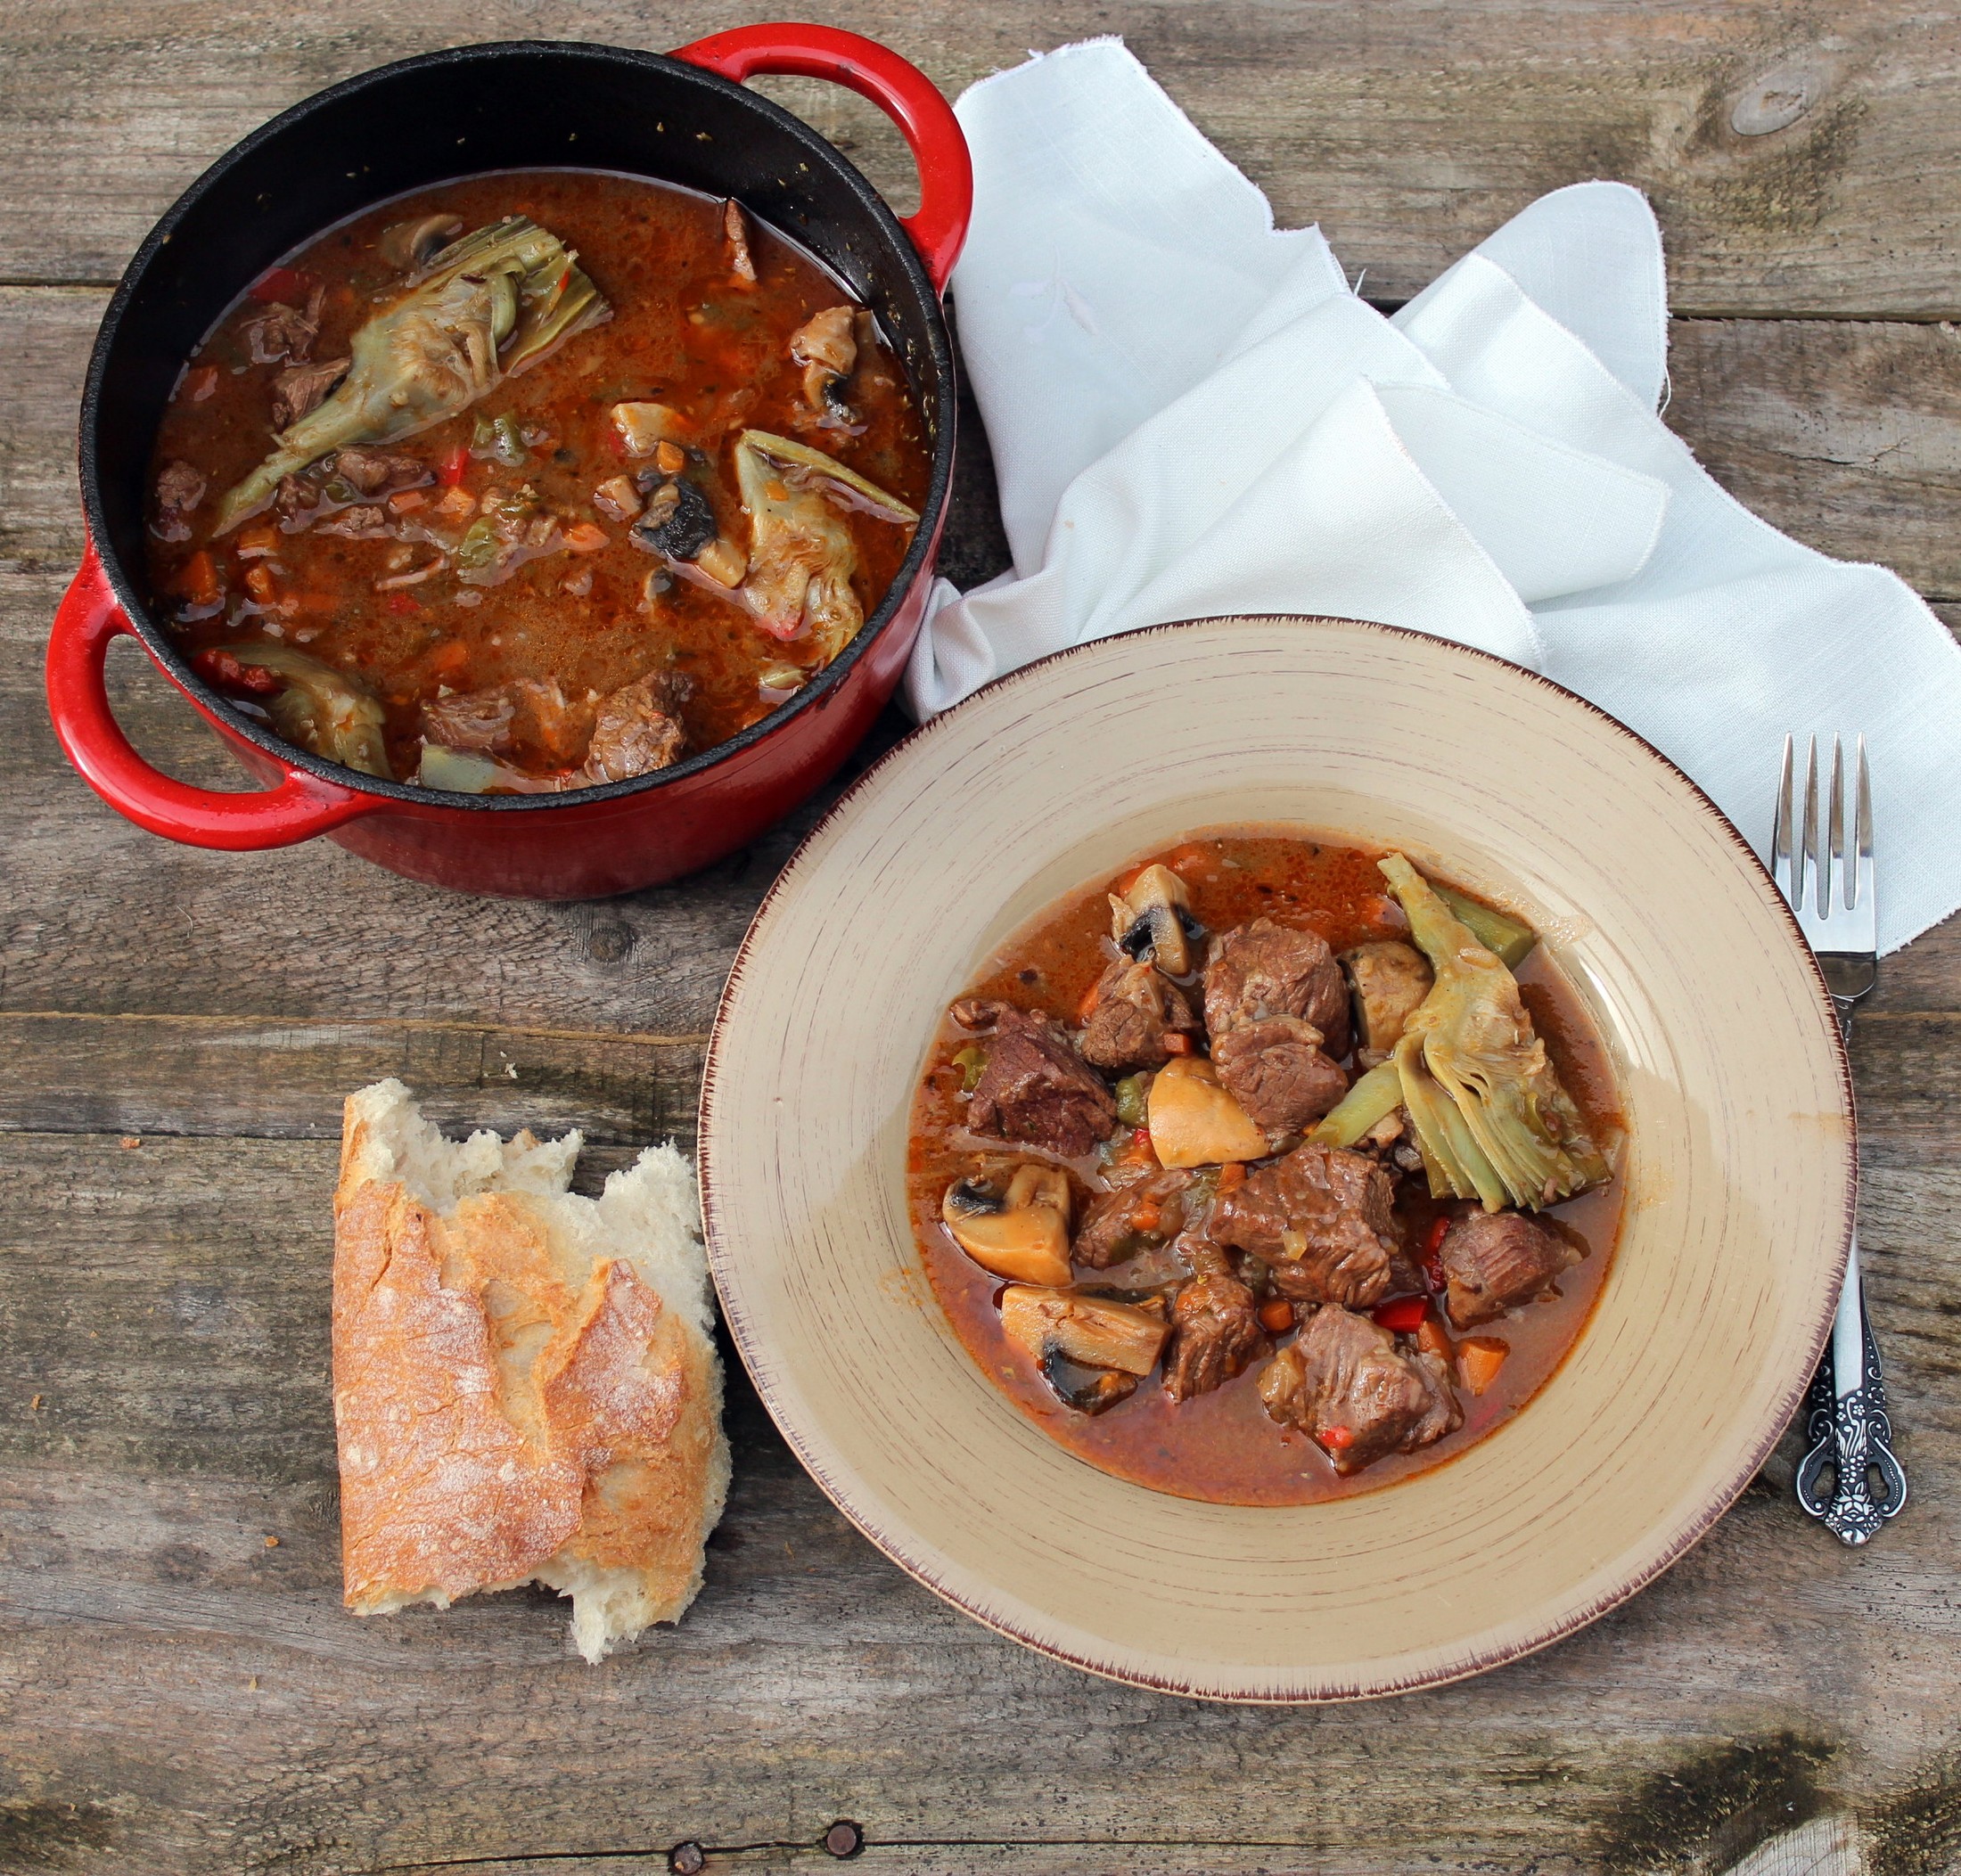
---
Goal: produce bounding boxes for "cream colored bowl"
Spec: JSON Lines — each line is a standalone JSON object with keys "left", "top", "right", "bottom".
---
{"left": 698, "top": 616, "right": 1851, "bottom": 1700}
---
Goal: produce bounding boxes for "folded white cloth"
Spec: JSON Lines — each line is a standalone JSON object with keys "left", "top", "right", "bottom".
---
{"left": 905, "top": 39, "right": 1961, "bottom": 954}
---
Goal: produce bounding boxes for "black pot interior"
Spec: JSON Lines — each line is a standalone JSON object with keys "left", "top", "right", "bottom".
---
{"left": 80, "top": 39, "right": 955, "bottom": 800}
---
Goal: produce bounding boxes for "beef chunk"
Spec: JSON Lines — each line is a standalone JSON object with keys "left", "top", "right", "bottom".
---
{"left": 152, "top": 460, "right": 206, "bottom": 542}
{"left": 580, "top": 671, "right": 693, "bottom": 783}
{"left": 1164, "top": 1274, "right": 1266, "bottom": 1402}
{"left": 242, "top": 285, "right": 324, "bottom": 365}
{"left": 333, "top": 446, "right": 427, "bottom": 495}
{"left": 315, "top": 504, "right": 391, "bottom": 539}
{"left": 1204, "top": 919, "right": 1350, "bottom": 1057}
{"left": 1210, "top": 1142, "right": 1399, "bottom": 1307}
{"left": 1079, "top": 957, "right": 1201, "bottom": 1073}
{"left": 1073, "top": 1167, "right": 1192, "bottom": 1269}
{"left": 1343, "top": 940, "right": 1433, "bottom": 1069}
{"left": 1260, "top": 1305, "right": 1461, "bottom": 1473}
{"left": 1439, "top": 1211, "right": 1581, "bottom": 1327}
{"left": 1211, "top": 1015, "right": 1349, "bottom": 1131}
{"left": 269, "top": 356, "right": 349, "bottom": 431}
{"left": 953, "top": 1001, "right": 1118, "bottom": 1159}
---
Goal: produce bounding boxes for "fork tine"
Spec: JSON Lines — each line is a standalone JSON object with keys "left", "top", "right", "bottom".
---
{"left": 1773, "top": 734, "right": 1795, "bottom": 898}
{"left": 1857, "top": 733, "right": 1874, "bottom": 910}
{"left": 1801, "top": 735, "right": 1821, "bottom": 915}
{"left": 1828, "top": 735, "right": 1847, "bottom": 913}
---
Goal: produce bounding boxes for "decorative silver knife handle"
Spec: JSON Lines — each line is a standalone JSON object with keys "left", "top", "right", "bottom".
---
{"left": 1794, "top": 1275, "right": 1908, "bottom": 1543}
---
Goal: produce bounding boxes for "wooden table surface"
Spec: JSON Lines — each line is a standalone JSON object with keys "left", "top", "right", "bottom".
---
{"left": 5, "top": 4, "right": 1960, "bottom": 1872}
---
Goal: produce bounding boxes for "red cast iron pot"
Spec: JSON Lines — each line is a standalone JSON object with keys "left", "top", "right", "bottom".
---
{"left": 47, "top": 28, "right": 970, "bottom": 899}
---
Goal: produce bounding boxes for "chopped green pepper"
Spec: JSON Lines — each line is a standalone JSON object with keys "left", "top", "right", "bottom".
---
{"left": 1112, "top": 1071, "right": 1150, "bottom": 1128}
{"left": 952, "top": 1044, "right": 987, "bottom": 1093}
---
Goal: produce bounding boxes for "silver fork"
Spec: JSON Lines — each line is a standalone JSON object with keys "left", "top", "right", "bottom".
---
{"left": 1771, "top": 733, "right": 1907, "bottom": 1544}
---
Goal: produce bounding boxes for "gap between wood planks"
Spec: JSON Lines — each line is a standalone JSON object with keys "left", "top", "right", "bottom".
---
{"left": 0, "top": 1008, "right": 710, "bottom": 1049}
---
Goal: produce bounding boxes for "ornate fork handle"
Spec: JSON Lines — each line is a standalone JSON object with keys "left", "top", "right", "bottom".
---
{"left": 1792, "top": 978, "right": 1907, "bottom": 1544}
{"left": 1794, "top": 1282, "right": 1908, "bottom": 1543}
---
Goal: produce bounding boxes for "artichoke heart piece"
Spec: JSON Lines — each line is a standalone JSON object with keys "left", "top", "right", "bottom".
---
{"left": 1379, "top": 852, "right": 1609, "bottom": 1213}
{"left": 216, "top": 217, "right": 610, "bottom": 533}
{"left": 733, "top": 430, "right": 918, "bottom": 663}
{"left": 226, "top": 645, "right": 390, "bottom": 779}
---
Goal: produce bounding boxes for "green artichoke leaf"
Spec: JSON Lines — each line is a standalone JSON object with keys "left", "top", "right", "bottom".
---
{"left": 1309, "top": 1061, "right": 1404, "bottom": 1150}
{"left": 215, "top": 216, "right": 610, "bottom": 533}
{"left": 225, "top": 644, "right": 390, "bottom": 779}
{"left": 1380, "top": 851, "right": 1609, "bottom": 1212}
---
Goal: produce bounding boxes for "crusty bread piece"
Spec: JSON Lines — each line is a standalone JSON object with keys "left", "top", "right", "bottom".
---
{"left": 332, "top": 1078, "right": 728, "bottom": 1661}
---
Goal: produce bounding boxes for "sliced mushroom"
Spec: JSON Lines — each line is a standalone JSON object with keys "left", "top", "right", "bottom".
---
{"left": 1109, "top": 864, "right": 1202, "bottom": 975}
{"left": 611, "top": 401, "right": 692, "bottom": 458}
{"left": 790, "top": 305, "right": 857, "bottom": 422}
{"left": 381, "top": 214, "right": 466, "bottom": 272}
{"left": 999, "top": 1286, "right": 1169, "bottom": 1378}
{"left": 1343, "top": 940, "right": 1434, "bottom": 1069}
{"left": 1146, "top": 1056, "right": 1268, "bottom": 1168}
{"left": 942, "top": 1166, "right": 1073, "bottom": 1285}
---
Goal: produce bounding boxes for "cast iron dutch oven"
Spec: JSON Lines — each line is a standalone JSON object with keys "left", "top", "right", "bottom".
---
{"left": 46, "top": 27, "right": 971, "bottom": 898}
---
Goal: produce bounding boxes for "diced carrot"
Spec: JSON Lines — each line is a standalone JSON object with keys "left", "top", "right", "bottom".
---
{"left": 654, "top": 439, "right": 687, "bottom": 475}
{"left": 1257, "top": 1298, "right": 1295, "bottom": 1334}
{"left": 1216, "top": 1162, "right": 1247, "bottom": 1194}
{"left": 1161, "top": 1031, "right": 1194, "bottom": 1056}
{"left": 248, "top": 266, "right": 312, "bottom": 305}
{"left": 1371, "top": 1295, "right": 1428, "bottom": 1333}
{"left": 234, "top": 524, "right": 279, "bottom": 560}
{"left": 1129, "top": 1201, "right": 1161, "bottom": 1233}
{"left": 1415, "top": 1315, "right": 1454, "bottom": 1363}
{"left": 439, "top": 445, "right": 471, "bottom": 487}
{"left": 242, "top": 563, "right": 276, "bottom": 605}
{"left": 174, "top": 550, "right": 218, "bottom": 608}
{"left": 561, "top": 520, "right": 609, "bottom": 553}
{"left": 429, "top": 640, "right": 470, "bottom": 676}
{"left": 1077, "top": 980, "right": 1103, "bottom": 1022}
{"left": 388, "top": 489, "right": 427, "bottom": 514}
{"left": 1317, "top": 1424, "right": 1355, "bottom": 1451}
{"left": 1458, "top": 1337, "right": 1509, "bottom": 1397}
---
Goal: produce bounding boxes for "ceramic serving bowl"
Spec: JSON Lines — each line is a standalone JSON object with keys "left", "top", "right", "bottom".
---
{"left": 698, "top": 614, "right": 1851, "bottom": 1700}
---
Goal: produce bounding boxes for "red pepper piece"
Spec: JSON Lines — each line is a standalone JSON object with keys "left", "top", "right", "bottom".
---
{"left": 1420, "top": 1213, "right": 1452, "bottom": 1290}
{"left": 439, "top": 445, "right": 471, "bottom": 487}
{"left": 1317, "top": 1425, "right": 1355, "bottom": 1451}
{"left": 191, "top": 647, "right": 281, "bottom": 698}
{"left": 1371, "top": 1295, "right": 1430, "bottom": 1334}
{"left": 248, "top": 266, "right": 313, "bottom": 305}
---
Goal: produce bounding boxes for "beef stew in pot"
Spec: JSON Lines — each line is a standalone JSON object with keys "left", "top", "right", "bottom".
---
{"left": 907, "top": 830, "right": 1624, "bottom": 1506}
{"left": 144, "top": 168, "right": 931, "bottom": 791}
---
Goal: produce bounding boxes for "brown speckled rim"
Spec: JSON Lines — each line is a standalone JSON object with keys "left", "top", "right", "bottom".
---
{"left": 697, "top": 613, "right": 1854, "bottom": 1702}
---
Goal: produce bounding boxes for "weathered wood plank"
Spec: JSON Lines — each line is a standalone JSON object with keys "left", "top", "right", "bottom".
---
{"left": 1667, "top": 317, "right": 1961, "bottom": 601}
{"left": 4, "top": 3, "right": 1961, "bottom": 318}
{"left": 0, "top": 1130, "right": 1955, "bottom": 1875}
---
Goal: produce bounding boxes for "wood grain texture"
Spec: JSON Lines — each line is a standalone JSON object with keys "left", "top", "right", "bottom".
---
{"left": 5, "top": 1, "right": 1961, "bottom": 316}
{"left": 4, "top": 0, "right": 1960, "bottom": 1867}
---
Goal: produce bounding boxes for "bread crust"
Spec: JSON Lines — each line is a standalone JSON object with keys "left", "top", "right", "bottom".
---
{"left": 332, "top": 1084, "right": 726, "bottom": 1653}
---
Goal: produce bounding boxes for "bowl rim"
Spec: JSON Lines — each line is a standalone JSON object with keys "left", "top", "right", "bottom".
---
{"left": 77, "top": 37, "right": 959, "bottom": 812}
{"left": 697, "top": 611, "right": 1855, "bottom": 1701}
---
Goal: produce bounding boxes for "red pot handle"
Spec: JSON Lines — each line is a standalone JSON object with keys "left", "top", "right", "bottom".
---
{"left": 45, "top": 544, "right": 373, "bottom": 851}
{"left": 672, "top": 22, "right": 972, "bottom": 293}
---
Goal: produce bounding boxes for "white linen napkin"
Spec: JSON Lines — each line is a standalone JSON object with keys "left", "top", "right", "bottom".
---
{"left": 905, "top": 39, "right": 1961, "bottom": 954}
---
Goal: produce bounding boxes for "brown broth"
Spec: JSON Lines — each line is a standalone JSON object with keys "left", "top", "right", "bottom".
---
{"left": 905, "top": 828, "right": 1625, "bottom": 1506}
{"left": 145, "top": 168, "right": 931, "bottom": 782}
